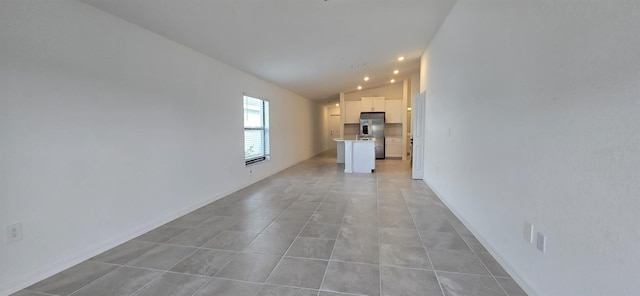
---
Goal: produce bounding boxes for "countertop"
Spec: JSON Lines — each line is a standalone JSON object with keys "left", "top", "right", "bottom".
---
{"left": 333, "top": 136, "right": 377, "bottom": 142}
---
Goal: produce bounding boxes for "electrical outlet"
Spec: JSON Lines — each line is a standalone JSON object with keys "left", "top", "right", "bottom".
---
{"left": 536, "top": 232, "right": 546, "bottom": 253}
{"left": 523, "top": 222, "right": 533, "bottom": 243}
{"left": 6, "top": 223, "right": 23, "bottom": 243}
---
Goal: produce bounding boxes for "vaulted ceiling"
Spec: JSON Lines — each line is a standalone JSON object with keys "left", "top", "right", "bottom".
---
{"left": 80, "top": 0, "right": 456, "bottom": 100}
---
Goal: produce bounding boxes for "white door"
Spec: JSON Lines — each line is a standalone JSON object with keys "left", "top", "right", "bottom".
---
{"left": 412, "top": 92, "right": 426, "bottom": 179}
{"left": 328, "top": 113, "right": 341, "bottom": 148}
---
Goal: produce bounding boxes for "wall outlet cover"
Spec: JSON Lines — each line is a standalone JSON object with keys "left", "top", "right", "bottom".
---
{"left": 536, "top": 232, "right": 546, "bottom": 253}
{"left": 6, "top": 223, "right": 23, "bottom": 243}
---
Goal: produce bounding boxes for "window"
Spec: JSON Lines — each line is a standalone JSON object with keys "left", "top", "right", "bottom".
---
{"left": 244, "top": 95, "right": 270, "bottom": 165}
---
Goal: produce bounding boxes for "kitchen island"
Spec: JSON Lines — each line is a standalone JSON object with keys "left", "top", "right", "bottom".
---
{"left": 334, "top": 137, "right": 376, "bottom": 173}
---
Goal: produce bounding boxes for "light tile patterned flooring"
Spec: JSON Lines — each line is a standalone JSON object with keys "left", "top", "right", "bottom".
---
{"left": 13, "top": 150, "right": 527, "bottom": 296}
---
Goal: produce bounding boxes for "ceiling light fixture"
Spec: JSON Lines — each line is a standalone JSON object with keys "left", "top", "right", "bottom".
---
{"left": 393, "top": 70, "right": 399, "bottom": 74}
{"left": 390, "top": 79, "right": 395, "bottom": 83}
{"left": 398, "top": 56, "right": 405, "bottom": 61}
{"left": 357, "top": 86, "right": 362, "bottom": 90}
{"left": 336, "top": 103, "right": 339, "bottom": 107}
{"left": 364, "top": 76, "right": 370, "bottom": 81}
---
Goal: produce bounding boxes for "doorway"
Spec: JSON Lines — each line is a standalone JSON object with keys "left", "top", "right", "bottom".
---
{"left": 328, "top": 106, "right": 341, "bottom": 148}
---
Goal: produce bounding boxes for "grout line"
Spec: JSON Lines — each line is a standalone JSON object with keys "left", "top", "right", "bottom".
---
{"left": 187, "top": 277, "right": 214, "bottom": 296}
{"left": 190, "top": 275, "right": 326, "bottom": 296}
{"left": 376, "top": 171, "right": 383, "bottom": 296}
{"left": 402, "top": 184, "right": 448, "bottom": 296}
{"left": 182, "top": 196, "right": 295, "bottom": 296}
{"left": 73, "top": 189, "right": 295, "bottom": 296}
{"left": 426, "top": 191, "right": 512, "bottom": 296}
{"left": 160, "top": 270, "right": 212, "bottom": 279}
{"left": 421, "top": 188, "right": 513, "bottom": 296}
{"left": 261, "top": 185, "right": 331, "bottom": 288}
{"left": 18, "top": 290, "right": 58, "bottom": 296}
{"left": 75, "top": 264, "right": 213, "bottom": 279}
{"left": 64, "top": 264, "right": 125, "bottom": 296}
{"left": 127, "top": 269, "right": 166, "bottom": 296}
{"left": 189, "top": 190, "right": 306, "bottom": 288}
{"left": 22, "top": 155, "right": 524, "bottom": 296}
{"left": 65, "top": 265, "right": 119, "bottom": 296}
{"left": 316, "top": 185, "right": 353, "bottom": 296}
{"left": 432, "top": 269, "right": 507, "bottom": 278}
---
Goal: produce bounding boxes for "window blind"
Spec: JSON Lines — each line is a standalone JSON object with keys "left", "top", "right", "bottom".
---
{"left": 244, "top": 95, "right": 269, "bottom": 165}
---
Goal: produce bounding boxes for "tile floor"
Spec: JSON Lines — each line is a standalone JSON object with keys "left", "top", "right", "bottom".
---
{"left": 13, "top": 150, "right": 527, "bottom": 296}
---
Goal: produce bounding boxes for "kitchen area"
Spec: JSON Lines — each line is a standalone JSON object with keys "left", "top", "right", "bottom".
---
{"left": 332, "top": 78, "right": 416, "bottom": 173}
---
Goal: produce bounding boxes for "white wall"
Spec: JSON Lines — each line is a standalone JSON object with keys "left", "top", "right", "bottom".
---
{"left": 420, "top": 1, "right": 640, "bottom": 295}
{"left": 410, "top": 73, "right": 420, "bottom": 104}
{"left": 0, "top": 1, "right": 323, "bottom": 294}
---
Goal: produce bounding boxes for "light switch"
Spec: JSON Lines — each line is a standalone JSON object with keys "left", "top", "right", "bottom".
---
{"left": 523, "top": 222, "right": 533, "bottom": 243}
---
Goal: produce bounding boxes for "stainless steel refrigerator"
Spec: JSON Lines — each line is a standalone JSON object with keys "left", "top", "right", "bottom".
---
{"left": 359, "top": 112, "right": 385, "bottom": 159}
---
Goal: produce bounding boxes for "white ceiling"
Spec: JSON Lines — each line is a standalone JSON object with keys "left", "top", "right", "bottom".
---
{"left": 80, "top": 0, "right": 456, "bottom": 101}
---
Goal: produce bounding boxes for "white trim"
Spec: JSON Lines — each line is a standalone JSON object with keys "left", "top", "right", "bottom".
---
{"left": 422, "top": 178, "right": 538, "bottom": 296}
{"left": 1, "top": 169, "right": 274, "bottom": 296}
{"left": 0, "top": 150, "right": 314, "bottom": 296}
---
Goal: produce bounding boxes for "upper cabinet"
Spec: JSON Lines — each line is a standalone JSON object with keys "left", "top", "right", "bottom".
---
{"left": 343, "top": 96, "right": 403, "bottom": 124}
{"left": 345, "top": 100, "right": 361, "bottom": 124}
{"left": 361, "top": 97, "right": 385, "bottom": 112}
{"left": 385, "top": 100, "right": 402, "bottom": 123}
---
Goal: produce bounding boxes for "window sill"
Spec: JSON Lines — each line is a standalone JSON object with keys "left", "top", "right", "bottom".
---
{"left": 245, "top": 156, "right": 270, "bottom": 166}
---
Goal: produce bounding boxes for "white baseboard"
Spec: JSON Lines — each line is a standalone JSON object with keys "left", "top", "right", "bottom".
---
{"left": 0, "top": 183, "right": 246, "bottom": 296}
{"left": 422, "top": 178, "right": 538, "bottom": 296}
{"left": 0, "top": 153, "right": 317, "bottom": 296}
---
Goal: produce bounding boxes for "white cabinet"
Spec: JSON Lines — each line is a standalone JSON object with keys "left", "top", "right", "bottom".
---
{"left": 336, "top": 139, "right": 375, "bottom": 173}
{"left": 345, "top": 100, "right": 361, "bottom": 124}
{"left": 385, "top": 137, "right": 403, "bottom": 158}
{"left": 352, "top": 140, "right": 376, "bottom": 173}
{"left": 385, "top": 100, "right": 402, "bottom": 123}
{"left": 361, "top": 97, "right": 385, "bottom": 112}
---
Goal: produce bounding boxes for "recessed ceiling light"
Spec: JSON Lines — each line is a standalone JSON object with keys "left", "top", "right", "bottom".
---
{"left": 357, "top": 86, "right": 362, "bottom": 90}
{"left": 390, "top": 79, "right": 395, "bottom": 83}
{"left": 393, "top": 70, "right": 399, "bottom": 74}
{"left": 336, "top": 103, "right": 339, "bottom": 107}
{"left": 398, "top": 56, "right": 405, "bottom": 61}
{"left": 364, "top": 76, "right": 370, "bottom": 81}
